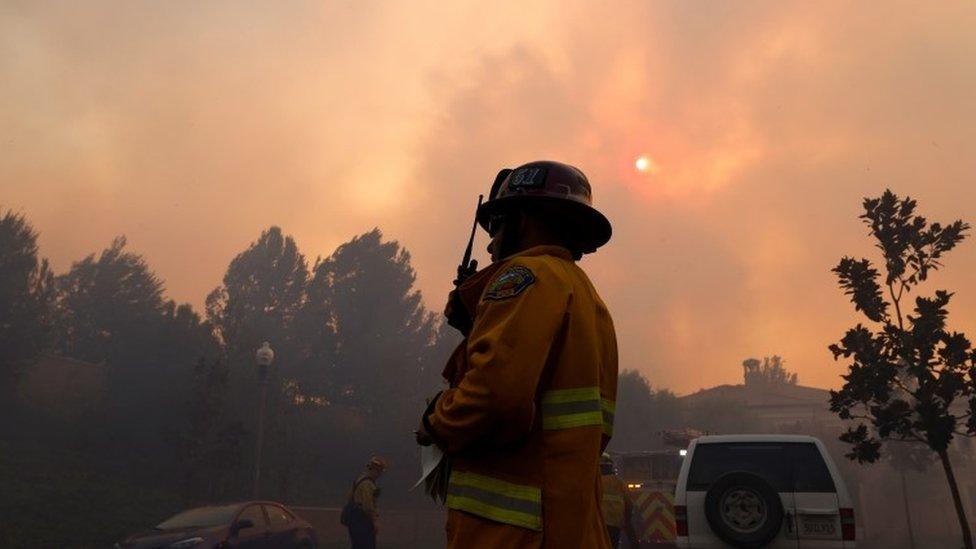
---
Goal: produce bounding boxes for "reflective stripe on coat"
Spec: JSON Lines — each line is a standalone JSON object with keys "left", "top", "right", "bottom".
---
{"left": 600, "top": 474, "right": 627, "bottom": 527}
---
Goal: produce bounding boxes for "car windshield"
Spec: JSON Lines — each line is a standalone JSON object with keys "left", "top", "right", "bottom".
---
{"left": 156, "top": 504, "right": 240, "bottom": 530}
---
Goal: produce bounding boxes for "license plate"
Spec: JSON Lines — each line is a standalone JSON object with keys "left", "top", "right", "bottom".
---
{"left": 799, "top": 516, "right": 838, "bottom": 538}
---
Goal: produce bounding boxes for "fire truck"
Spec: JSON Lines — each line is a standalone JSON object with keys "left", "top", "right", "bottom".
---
{"left": 612, "top": 430, "right": 702, "bottom": 547}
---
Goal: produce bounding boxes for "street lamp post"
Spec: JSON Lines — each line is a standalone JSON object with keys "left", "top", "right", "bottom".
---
{"left": 253, "top": 341, "right": 274, "bottom": 499}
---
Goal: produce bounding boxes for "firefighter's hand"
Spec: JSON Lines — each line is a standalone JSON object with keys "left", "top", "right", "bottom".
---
{"left": 454, "top": 259, "right": 478, "bottom": 287}
{"left": 444, "top": 289, "right": 472, "bottom": 336}
{"left": 416, "top": 393, "right": 441, "bottom": 446}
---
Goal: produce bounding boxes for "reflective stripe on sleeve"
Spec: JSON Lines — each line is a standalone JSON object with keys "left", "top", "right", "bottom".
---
{"left": 601, "top": 398, "right": 615, "bottom": 436}
{"left": 446, "top": 471, "right": 543, "bottom": 531}
{"left": 540, "top": 387, "right": 615, "bottom": 436}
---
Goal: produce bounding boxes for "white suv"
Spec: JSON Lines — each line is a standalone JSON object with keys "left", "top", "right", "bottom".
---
{"left": 674, "top": 435, "right": 855, "bottom": 549}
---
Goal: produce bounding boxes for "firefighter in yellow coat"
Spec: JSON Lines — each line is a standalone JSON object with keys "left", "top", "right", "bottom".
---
{"left": 416, "top": 161, "right": 618, "bottom": 548}
{"left": 600, "top": 453, "right": 640, "bottom": 548}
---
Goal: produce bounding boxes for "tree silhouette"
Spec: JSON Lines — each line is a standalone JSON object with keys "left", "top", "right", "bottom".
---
{"left": 298, "top": 229, "right": 447, "bottom": 500}
{"left": 205, "top": 227, "right": 311, "bottom": 499}
{"left": 305, "top": 228, "right": 440, "bottom": 407}
{"left": 53, "top": 236, "right": 215, "bottom": 479}
{"left": 611, "top": 369, "right": 682, "bottom": 451}
{"left": 0, "top": 211, "right": 54, "bottom": 393}
{"left": 54, "top": 236, "right": 166, "bottom": 366}
{"left": 829, "top": 190, "right": 974, "bottom": 549}
{"left": 206, "top": 227, "right": 308, "bottom": 372}
{"left": 53, "top": 236, "right": 213, "bottom": 378}
{"left": 743, "top": 356, "right": 798, "bottom": 386}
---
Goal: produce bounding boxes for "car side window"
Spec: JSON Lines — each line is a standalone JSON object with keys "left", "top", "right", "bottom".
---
{"left": 791, "top": 443, "right": 836, "bottom": 492}
{"left": 238, "top": 505, "right": 267, "bottom": 529}
{"left": 265, "top": 505, "right": 292, "bottom": 527}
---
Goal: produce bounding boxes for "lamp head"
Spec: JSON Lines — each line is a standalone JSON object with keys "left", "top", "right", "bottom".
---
{"left": 256, "top": 341, "right": 275, "bottom": 367}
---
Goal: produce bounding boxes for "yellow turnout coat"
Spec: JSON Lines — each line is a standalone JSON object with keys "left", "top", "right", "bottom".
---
{"left": 426, "top": 245, "right": 618, "bottom": 548}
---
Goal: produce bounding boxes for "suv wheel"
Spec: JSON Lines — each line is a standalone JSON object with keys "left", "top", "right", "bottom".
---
{"left": 704, "top": 472, "right": 783, "bottom": 548}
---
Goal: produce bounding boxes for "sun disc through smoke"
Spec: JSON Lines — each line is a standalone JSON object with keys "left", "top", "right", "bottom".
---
{"left": 635, "top": 155, "right": 658, "bottom": 174}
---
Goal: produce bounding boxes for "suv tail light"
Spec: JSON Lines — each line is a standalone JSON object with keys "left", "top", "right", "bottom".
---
{"left": 840, "top": 507, "right": 855, "bottom": 541}
{"left": 675, "top": 505, "right": 688, "bottom": 537}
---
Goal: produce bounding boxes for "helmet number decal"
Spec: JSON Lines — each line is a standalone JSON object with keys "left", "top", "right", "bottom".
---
{"left": 508, "top": 167, "right": 547, "bottom": 190}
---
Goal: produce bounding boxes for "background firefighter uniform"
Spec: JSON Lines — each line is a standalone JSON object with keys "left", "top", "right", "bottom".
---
{"left": 426, "top": 245, "right": 618, "bottom": 548}
{"left": 601, "top": 473, "right": 626, "bottom": 528}
{"left": 600, "top": 472, "right": 627, "bottom": 547}
{"left": 345, "top": 475, "right": 379, "bottom": 549}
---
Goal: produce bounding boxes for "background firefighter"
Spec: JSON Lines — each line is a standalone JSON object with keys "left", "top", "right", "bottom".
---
{"left": 341, "top": 456, "right": 386, "bottom": 549}
{"left": 600, "top": 453, "right": 641, "bottom": 548}
{"left": 416, "top": 160, "right": 618, "bottom": 548}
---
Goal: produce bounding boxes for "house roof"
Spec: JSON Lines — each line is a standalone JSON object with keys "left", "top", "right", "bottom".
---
{"left": 680, "top": 382, "right": 830, "bottom": 408}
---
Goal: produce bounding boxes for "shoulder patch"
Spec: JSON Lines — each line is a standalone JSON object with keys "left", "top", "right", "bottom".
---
{"left": 484, "top": 265, "right": 536, "bottom": 301}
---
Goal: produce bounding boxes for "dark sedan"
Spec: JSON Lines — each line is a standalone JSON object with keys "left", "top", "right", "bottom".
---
{"left": 116, "top": 501, "right": 318, "bottom": 549}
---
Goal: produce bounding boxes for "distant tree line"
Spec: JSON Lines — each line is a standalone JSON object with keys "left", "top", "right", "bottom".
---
{"left": 0, "top": 211, "right": 455, "bottom": 544}
{"left": 608, "top": 367, "right": 778, "bottom": 453}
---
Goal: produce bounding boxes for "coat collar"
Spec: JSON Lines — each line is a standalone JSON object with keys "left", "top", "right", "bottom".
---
{"left": 508, "top": 245, "right": 574, "bottom": 262}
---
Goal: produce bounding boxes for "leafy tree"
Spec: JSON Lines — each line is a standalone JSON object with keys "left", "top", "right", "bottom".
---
{"left": 54, "top": 236, "right": 214, "bottom": 381}
{"left": 0, "top": 211, "right": 54, "bottom": 392}
{"left": 290, "top": 254, "right": 337, "bottom": 396}
{"left": 54, "top": 236, "right": 166, "bottom": 366}
{"left": 296, "top": 229, "right": 446, "bottom": 500}
{"left": 743, "top": 356, "right": 798, "bottom": 386}
{"left": 206, "top": 226, "right": 308, "bottom": 371}
{"left": 305, "top": 228, "right": 440, "bottom": 407}
{"left": 158, "top": 301, "right": 219, "bottom": 371}
{"left": 829, "top": 190, "right": 974, "bottom": 548}
{"left": 611, "top": 369, "right": 683, "bottom": 451}
{"left": 205, "top": 227, "right": 310, "bottom": 500}
{"left": 53, "top": 236, "right": 216, "bottom": 480}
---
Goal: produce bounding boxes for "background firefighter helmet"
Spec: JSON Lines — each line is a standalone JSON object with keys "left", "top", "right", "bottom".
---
{"left": 476, "top": 160, "right": 612, "bottom": 254}
{"left": 367, "top": 456, "right": 387, "bottom": 471}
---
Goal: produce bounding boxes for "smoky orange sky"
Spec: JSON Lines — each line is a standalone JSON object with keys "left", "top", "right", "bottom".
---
{"left": 3, "top": 1, "right": 975, "bottom": 394}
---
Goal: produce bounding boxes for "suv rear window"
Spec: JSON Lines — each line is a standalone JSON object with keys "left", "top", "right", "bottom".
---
{"left": 791, "top": 442, "right": 836, "bottom": 492}
{"left": 687, "top": 442, "right": 835, "bottom": 493}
